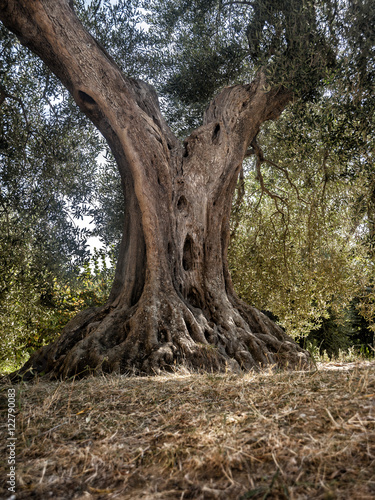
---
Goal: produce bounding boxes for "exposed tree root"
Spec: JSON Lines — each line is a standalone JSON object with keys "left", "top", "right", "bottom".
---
{"left": 11, "top": 288, "right": 311, "bottom": 382}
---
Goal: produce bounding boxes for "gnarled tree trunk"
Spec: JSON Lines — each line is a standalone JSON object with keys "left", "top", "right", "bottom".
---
{"left": 0, "top": 0, "right": 310, "bottom": 379}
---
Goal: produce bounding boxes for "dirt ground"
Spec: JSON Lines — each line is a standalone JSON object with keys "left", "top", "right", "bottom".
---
{"left": 1, "top": 361, "right": 374, "bottom": 499}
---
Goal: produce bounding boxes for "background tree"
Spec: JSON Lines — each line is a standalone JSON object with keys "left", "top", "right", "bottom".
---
{"left": 229, "top": 93, "right": 374, "bottom": 339}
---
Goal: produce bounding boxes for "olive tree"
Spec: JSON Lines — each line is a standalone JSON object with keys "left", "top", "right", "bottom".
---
{"left": 2, "top": 0, "right": 353, "bottom": 377}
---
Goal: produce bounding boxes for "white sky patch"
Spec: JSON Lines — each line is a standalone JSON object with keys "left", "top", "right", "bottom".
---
{"left": 74, "top": 149, "right": 110, "bottom": 256}
{"left": 75, "top": 214, "right": 104, "bottom": 253}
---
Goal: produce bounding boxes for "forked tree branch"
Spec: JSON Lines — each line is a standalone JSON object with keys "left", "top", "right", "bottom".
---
{"left": 251, "top": 138, "right": 286, "bottom": 217}
{"left": 246, "top": 139, "right": 307, "bottom": 204}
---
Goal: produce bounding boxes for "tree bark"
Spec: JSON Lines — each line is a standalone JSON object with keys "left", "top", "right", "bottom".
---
{"left": 0, "top": 0, "right": 310, "bottom": 379}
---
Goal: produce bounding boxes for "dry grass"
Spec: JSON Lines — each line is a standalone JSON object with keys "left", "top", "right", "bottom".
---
{"left": 1, "top": 361, "right": 375, "bottom": 499}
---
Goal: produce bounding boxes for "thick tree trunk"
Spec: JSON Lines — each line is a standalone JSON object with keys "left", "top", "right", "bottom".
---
{"left": 0, "top": 0, "right": 310, "bottom": 379}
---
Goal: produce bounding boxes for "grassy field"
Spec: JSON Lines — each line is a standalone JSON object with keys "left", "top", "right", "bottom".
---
{"left": 1, "top": 361, "right": 375, "bottom": 499}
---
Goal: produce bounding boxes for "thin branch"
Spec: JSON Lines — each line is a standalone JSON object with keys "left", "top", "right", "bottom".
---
{"left": 246, "top": 140, "right": 307, "bottom": 204}
{"left": 250, "top": 137, "right": 264, "bottom": 162}
{"left": 326, "top": 0, "right": 338, "bottom": 28}
{"left": 263, "top": 157, "right": 307, "bottom": 204}
{"left": 230, "top": 165, "right": 245, "bottom": 240}
{"left": 320, "top": 149, "right": 330, "bottom": 204}
{"left": 0, "top": 84, "right": 32, "bottom": 172}
{"left": 91, "top": 0, "right": 103, "bottom": 19}
{"left": 0, "top": 84, "right": 30, "bottom": 130}
{"left": 245, "top": 138, "right": 307, "bottom": 204}
{"left": 0, "top": 189, "right": 10, "bottom": 238}
{"left": 269, "top": 215, "right": 291, "bottom": 277}
{"left": 251, "top": 138, "right": 287, "bottom": 217}
{"left": 42, "top": 72, "right": 50, "bottom": 100}
{"left": 221, "top": 1, "right": 256, "bottom": 8}
{"left": 0, "top": 88, "right": 6, "bottom": 106}
{"left": 252, "top": 189, "right": 264, "bottom": 212}
{"left": 41, "top": 73, "right": 59, "bottom": 119}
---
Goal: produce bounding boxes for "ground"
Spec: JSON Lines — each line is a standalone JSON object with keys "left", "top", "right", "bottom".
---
{"left": 1, "top": 361, "right": 375, "bottom": 499}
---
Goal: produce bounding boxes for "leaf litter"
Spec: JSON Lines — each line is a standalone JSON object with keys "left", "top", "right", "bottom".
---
{"left": 0, "top": 361, "right": 374, "bottom": 499}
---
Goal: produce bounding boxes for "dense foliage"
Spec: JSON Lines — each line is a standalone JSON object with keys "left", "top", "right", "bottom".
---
{"left": 229, "top": 85, "right": 375, "bottom": 336}
{"left": 0, "top": 248, "right": 116, "bottom": 372}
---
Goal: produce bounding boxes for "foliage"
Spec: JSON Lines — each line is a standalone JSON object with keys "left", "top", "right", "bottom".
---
{"left": 89, "top": 151, "right": 125, "bottom": 250}
{"left": 229, "top": 83, "right": 375, "bottom": 340}
{"left": 0, "top": 24, "right": 102, "bottom": 273}
{"left": 75, "top": 0, "right": 149, "bottom": 79}
{"left": 143, "top": 0, "right": 343, "bottom": 135}
{"left": 301, "top": 304, "right": 375, "bottom": 360}
{"left": 0, "top": 248, "right": 116, "bottom": 374}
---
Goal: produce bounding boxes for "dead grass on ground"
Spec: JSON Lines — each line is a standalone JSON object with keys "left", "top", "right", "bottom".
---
{"left": 1, "top": 361, "right": 375, "bottom": 499}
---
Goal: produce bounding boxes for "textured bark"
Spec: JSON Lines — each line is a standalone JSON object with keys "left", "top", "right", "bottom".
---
{"left": 0, "top": 0, "right": 311, "bottom": 379}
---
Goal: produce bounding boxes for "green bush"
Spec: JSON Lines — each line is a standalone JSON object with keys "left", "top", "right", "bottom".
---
{"left": 0, "top": 248, "right": 115, "bottom": 374}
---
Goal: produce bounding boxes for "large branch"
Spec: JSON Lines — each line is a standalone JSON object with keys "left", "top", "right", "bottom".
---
{"left": 0, "top": 0, "right": 177, "bottom": 156}
{"left": 0, "top": 0, "right": 185, "bottom": 288}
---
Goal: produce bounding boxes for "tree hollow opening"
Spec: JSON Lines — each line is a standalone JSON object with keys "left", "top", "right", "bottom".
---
{"left": 182, "top": 235, "right": 194, "bottom": 271}
{"left": 78, "top": 90, "right": 96, "bottom": 105}
{"left": 212, "top": 123, "right": 221, "bottom": 144}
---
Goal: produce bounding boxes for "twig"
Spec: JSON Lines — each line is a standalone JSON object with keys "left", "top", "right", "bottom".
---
{"left": 263, "top": 157, "right": 307, "bottom": 204}
{"left": 251, "top": 138, "right": 287, "bottom": 217}
{"left": 0, "top": 84, "right": 30, "bottom": 130}
{"left": 0, "top": 84, "right": 31, "bottom": 167}
{"left": 320, "top": 149, "right": 330, "bottom": 204}
{"left": 0, "top": 88, "right": 6, "bottom": 106}
{"left": 220, "top": 1, "right": 256, "bottom": 9}
{"left": 247, "top": 141, "right": 307, "bottom": 204}
{"left": 37, "top": 421, "right": 67, "bottom": 437}
{"left": 231, "top": 165, "right": 245, "bottom": 240}
{"left": 325, "top": 408, "right": 341, "bottom": 429}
